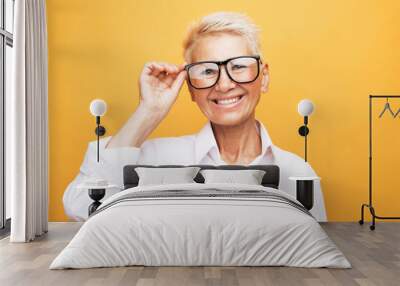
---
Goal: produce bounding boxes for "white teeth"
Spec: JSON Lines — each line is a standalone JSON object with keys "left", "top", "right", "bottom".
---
{"left": 216, "top": 96, "right": 241, "bottom": 105}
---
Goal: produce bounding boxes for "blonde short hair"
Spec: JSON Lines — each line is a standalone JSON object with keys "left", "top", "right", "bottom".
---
{"left": 182, "top": 11, "right": 262, "bottom": 63}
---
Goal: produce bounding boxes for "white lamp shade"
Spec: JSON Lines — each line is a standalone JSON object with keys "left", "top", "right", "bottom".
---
{"left": 90, "top": 99, "right": 107, "bottom": 116}
{"left": 297, "top": 99, "right": 314, "bottom": 116}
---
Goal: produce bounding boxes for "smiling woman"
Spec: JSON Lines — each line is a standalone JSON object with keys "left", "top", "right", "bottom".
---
{"left": 62, "top": 11, "right": 326, "bottom": 222}
{"left": 107, "top": 12, "right": 270, "bottom": 161}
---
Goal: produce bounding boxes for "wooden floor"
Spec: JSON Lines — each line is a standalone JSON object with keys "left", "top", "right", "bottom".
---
{"left": 0, "top": 222, "right": 399, "bottom": 286}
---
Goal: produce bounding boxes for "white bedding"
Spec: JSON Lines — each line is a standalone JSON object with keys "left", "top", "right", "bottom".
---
{"left": 50, "top": 183, "right": 350, "bottom": 269}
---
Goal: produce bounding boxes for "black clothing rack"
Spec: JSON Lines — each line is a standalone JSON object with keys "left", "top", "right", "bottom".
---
{"left": 359, "top": 95, "right": 400, "bottom": 230}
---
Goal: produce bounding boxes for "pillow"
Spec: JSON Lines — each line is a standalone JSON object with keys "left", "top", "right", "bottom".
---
{"left": 200, "top": 169, "right": 266, "bottom": 185}
{"left": 135, "top": 167, "right": 201, "bottom": 186}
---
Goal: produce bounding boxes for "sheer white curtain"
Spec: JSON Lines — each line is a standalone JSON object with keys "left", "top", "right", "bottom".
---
{"left": 9, "top": 0, "right": 48, "bottom": 242}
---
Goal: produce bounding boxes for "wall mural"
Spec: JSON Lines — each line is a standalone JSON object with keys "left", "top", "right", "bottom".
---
{"left": 62, "top": 12, "right": 326, "bottom": 222}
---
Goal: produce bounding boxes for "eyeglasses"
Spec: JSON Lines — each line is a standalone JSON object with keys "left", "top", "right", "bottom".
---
{"left": 185, "top": 55, "right": 262, "bottom": 89}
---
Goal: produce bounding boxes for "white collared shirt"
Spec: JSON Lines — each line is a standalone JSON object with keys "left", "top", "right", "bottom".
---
{"left": 63, "top": 120, "right": 327, "bottom": 222}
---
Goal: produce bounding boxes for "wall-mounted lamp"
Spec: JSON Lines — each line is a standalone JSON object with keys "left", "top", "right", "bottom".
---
{"left": 89, "top": 99, "right": 107, "bottom": 162}
{"left": 297, "top": 99, "right": 314, "bottom": 162}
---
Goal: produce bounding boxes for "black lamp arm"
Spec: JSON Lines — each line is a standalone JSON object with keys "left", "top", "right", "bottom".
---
{"left": 298, "top": 116, "right": 310, "bottom": 162}
{"left": 94, "top": 116, "right": 106, "bottom": 162}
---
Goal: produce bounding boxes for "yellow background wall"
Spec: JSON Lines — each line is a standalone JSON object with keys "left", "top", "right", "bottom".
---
{"left": 47, "top": 0, "right": 400, "bottom": 221}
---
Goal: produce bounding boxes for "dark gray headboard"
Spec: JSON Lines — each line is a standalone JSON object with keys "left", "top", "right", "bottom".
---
{"left": 123, "top": 164, "right": 280, "bottom": 189}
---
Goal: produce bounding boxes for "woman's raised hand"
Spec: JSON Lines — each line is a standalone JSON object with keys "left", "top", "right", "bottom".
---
{"left": 105, "top": 61, "right": 188, "bottom": 148}
{"left": 139, "top": 62, "right": 187, "bottom": 116}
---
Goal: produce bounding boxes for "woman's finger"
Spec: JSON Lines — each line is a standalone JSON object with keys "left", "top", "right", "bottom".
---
{"left": 163, "top": 73, "right": 179, "bottom": 87}
{"left": 171, "top": 70, "right": 187, "bottom": 93}
{"left": 150, "top": 64, "right": 167, "bottom": 77}
{"left": 144, "top": 62, "right": 161, "bottom": 75}
{"left": 179, "top": 62, "right": 188, "bottom": 70}
{"left": 157, "top": 62, "right": 180, "bottom": 75}
{"left": 143, "top": 62, "right": 181, "bottom": 79}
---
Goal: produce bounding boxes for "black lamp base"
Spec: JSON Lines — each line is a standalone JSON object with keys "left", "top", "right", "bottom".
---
{"left": 296, "top": 180, "right": 314, "bottom": 210}
{"left": 88, "top": 188, "right": 106, "bottom": 216}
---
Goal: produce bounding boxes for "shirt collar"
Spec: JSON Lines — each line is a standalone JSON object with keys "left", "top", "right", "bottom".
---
{"left": 194, "top": 120, "right": 275, "bottom": 164}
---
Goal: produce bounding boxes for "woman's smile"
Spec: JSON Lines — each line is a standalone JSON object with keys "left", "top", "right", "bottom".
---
{"left": 209, "top": 94, "right": 246, "bottom": 109}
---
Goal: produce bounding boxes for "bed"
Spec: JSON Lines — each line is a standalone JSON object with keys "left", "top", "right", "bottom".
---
{"left": 50, "top": 164, "right": 350, "bottom": 269}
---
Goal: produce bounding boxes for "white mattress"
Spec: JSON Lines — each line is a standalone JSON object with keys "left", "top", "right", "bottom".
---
{"left": 50, "top": 183, "right": 350, "bottom": 269}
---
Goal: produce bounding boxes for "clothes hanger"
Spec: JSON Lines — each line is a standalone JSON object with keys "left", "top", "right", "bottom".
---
{"left": 378, "top": 98, "right": 395, "bottom": 118}
{"left": 393, "top": 107, "right": 400, "bottom": 118}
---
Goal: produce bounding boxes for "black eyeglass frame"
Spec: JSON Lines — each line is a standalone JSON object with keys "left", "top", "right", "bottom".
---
{"left": 184, "top": 55, "right": 262, "bottom": 89}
